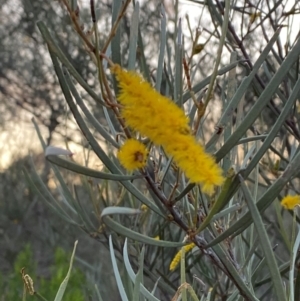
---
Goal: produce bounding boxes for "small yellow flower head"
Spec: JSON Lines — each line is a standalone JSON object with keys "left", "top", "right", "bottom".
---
{"left": 281, "top": 195, "right": 300, "bottom": 210}
{"left": 141, "top": 204, "right": 148, "bottom": 211}
{"left": 118, "top": 139, "right": 148, "bottom": 171}
{"left": 112, "top": 65, "right": 224, "bottom": 193}
{"left": 169, "top": 243, "right": 195, "bottom": 271}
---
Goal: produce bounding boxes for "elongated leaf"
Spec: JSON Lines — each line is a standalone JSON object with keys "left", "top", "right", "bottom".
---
{"left": 209, "top": 243, "right": 259, "bottom": 301}
{"left": 63, "top": 69, "right": 119, "bottom": 148}
{"left": 54, "top": 241, "right": 78, "bottom": 301}
{"left": 133, "top": 245, "right": 144, "bottom": 301}
{"left": 196, "top": 168, "right": 235, "bottom": 234}
{"left": 23, "top": 167, "right": 78, "bottom": 226}
{"left": 109, "top": 236, "right": 129, "bottom": 301}
{"left": 111, "top": 0, "right": 122, "bottom": 66}
{"left": 203, "top": 0, "right": 230, "bottom": 108}
{"left": 289, "top": 222, "right": 300, "bottom": 301}
{"left": 209, "top": 28, "right": 281, "bottom": 151}
{"left": 155, "top": 4, "right": 166, "bottom": 92}
{"left": 239, "top": 175, "right": 286, "bottom": 301}
{"left": 206, "top": 73, "right": 300, "bottom": 247}
{"left": 175, "top": 183, "right": 195, "bottom": 202}
{"left": 181, "top": 244, "right": 187, "bottom": 301}
{"left": 123, "top": 239, "right": 161, "bottom": 301}
{"left": 137, "top": 28, "right": 151, "bottom": 81}
{"left": 37, "top": 21, "right": 105, "bottom": 106}
{"left": 95, "top": 285, "right": 104, "bottom": 301}
{"left": 254, "top": 261, "right": 290, "bottom": 287}
{"left": 46, "top": 155, "right": 142, "bottom": 181}
{"left": 32, "top": 120, "right": 97, "bottom": 229}
{"left": 216, "top": 32, "right": 300, "bottom": 160}
{"left": 128, "top": 1, "right": 139, "bottom": 70}
{"left": 101, "top": 207, "right": 184, "bottom": 247}
{"left": 174, "top": 19, "right": 183, "bottom": 106}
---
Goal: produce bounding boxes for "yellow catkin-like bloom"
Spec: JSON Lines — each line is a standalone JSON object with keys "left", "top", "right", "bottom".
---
{"left": 169, "top": 243, "right": 196, "bottom": 271}
{"left": 281, "top": 195, "right": 300, "bottom": 210}
{"left": 112, "top": 65, "right": 224, "bottom": 194}
{"left": 118, "top": 139, "right": 148, "bottom": 171}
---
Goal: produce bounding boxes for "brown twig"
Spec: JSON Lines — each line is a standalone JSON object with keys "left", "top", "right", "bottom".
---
{"left": 59, "top": 0, "right": 132, "bottom": 138}
{"left": 102, "top": 0, "right": 131, "bottom": 53}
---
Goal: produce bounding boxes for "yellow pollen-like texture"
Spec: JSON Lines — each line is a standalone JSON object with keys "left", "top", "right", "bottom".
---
{"left": 281, "top": 195, "right": 300, "bottom": 210}
{"left": 118, "top": 139, "right": 148, "bottom": 171}
{"left": 112, "top": 65, "right": 224, "bottom": 194}
{"left": 169, "top": 243, "right": 196, "bottom": 271}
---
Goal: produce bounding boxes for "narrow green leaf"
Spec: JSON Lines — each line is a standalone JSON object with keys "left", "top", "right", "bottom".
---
{"left": 238, "top": 175, "right": 286, "bottom": 300}
{"left": 210, "top": 28, "right": 281, "bottom": 150}
{"left": 46, "top": 155, "right": 142, "bottom": 181}
{"left": 212, "top": 203, "right": 241, "bottom": 221}
{"left": 102, "top": 105, "right": 118, "bottom": 138}
{"left": 128, "top": 1, "right": 139, "bottom": 70}
{"left": 289, "top": 220, "right": 300, "bottom": 301}
{"left": 254, "top": 261, "right": 290, "bottom": 287}
{"left": 209, "top": 243, "right": 259, "bottom": 301}
{"left": 216, "top": 32, "right": 300, "bottom": 161}
{"left": 102, "top": 207, "right": 141, "bottom": 216}
{"left": 54, "top": 241, "right": 78, "bottom": 301}
{"left": 23, "top": 167, "right": 78, "bottom": 226}
{"left": 174, "top": 19, "right": 183, "bottom": 106}
{"left": 109, "top": 236, "right": 129, "bottom": 301}
{"left": 196, "top": 168, "right": 235, "bottom": 234}
{"left": 137, "top": 27, "right": 151, "bottom": 81}
{"left": 101, "top": 207, "right": 184, "bottom": 247}
{"left": 133, "top": 246, "right": 144, "bottom": 301}
{"left": 203, "top": 0, "right": 230, "bottom": 107}
{"left": 181, "top": 245, "right": 187, "bottom": 301}
{"left": 32, "top": 119, "right": 96, "bottom": 229}
{"left": 175, "top": 183, "right": 195, "bottom": 202}
{"left": 155, "top": 4, "right": 166, "bottom": 92}
{"left": 111, "top": 0, "right": 122, "bottom": 66}
{"left": 36, "top": 21, "right": 105, "bottom": 106}
{"left": 294, "top": 264, "right": 300, "bottom": 301}
{"left": 63, "top": 69, "right": 119, "bottom": 148}
{"left": 239, "top": 71, "right": 300, "bottom": 180}
{"left": 94, "top": 285, "right": 104, "bottom": 301}
{"left": 206, "top": 73, "right": 300, "bottom": 247}
{"left": 123, "top": 239, "right": 160, "bottom": 301}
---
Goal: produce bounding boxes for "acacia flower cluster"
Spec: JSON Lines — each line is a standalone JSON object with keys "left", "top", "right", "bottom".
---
{"left": 281, "top": 195, "right": 300, "bottom": 210}
{"left": 118, "top": 139, "right": 148, "bottom": 171}
{"left": 112, "top": 65, "right": 224, "bottom": 194}
{"left": 169, "top": 243, "right": 195, "bottom": 271}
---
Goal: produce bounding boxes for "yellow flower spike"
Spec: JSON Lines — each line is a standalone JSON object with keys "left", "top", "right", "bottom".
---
{"left": 169, "top": 243, "right": 196, "bottom": 271}
{"left": 118, "top": 139, "right": 148, "bottom": 171}
{"left": 281, "top": 195, "right": 300, "bottom": 210}
{"left": 112, "top": 65, "right": 224, "bottom": 194}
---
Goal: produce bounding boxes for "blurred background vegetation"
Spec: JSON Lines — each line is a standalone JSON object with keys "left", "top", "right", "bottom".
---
{"left": 0, "top": 0, "right": 300, "bottom": 300}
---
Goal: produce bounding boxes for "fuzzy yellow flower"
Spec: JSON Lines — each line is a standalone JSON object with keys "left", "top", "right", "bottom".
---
{"left": 169, "top": 243, "right": 196, "bottom": 271}
{"left": 164, "top": 134, "right": 224, "bottom": 195}
{"left": 112, "top": 65, "right": 224, "bottom": 194}
{"left": 118, "top": 139, "right": 148, "bottom": 171}
{"left": 281, "top": 195, "right": 300, "bottom": 210}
